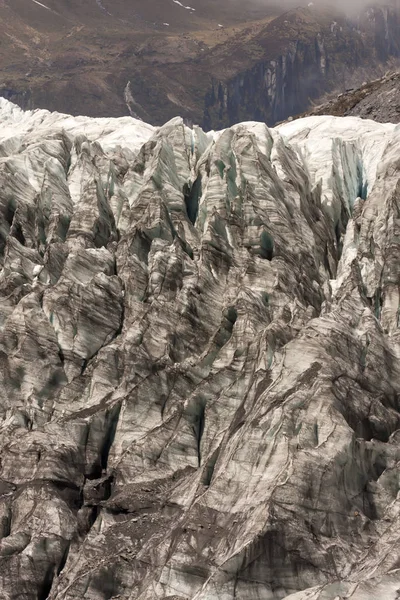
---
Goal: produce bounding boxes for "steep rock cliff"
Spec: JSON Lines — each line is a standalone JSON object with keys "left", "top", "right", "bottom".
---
{"left": 0, "top": 100, "right": 399, "bottom": 599}
{"left": 202, "top": 5, "right": 400, "bottom": 129}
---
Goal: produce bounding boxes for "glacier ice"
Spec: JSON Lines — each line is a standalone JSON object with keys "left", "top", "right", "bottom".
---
{"left": 0, "top": 99, "right": 399, "bottom": 600}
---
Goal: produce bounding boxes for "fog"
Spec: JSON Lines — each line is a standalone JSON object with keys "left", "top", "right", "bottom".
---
{"left": 254, "top": 0, "right": 398, "bottom": 14}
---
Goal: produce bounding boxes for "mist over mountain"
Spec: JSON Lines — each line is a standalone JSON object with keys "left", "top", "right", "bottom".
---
{"left": 260, "top": 0, "right": 399, "bottom": 12}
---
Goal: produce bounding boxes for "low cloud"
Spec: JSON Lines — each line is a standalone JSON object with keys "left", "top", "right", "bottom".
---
{"left": 251, "top": 0, "right": 398, "bottom": 14}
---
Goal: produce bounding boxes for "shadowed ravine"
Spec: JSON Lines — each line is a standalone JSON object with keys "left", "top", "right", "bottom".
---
{"left": 0, "top": 99, "right": 399, "bottom": 599}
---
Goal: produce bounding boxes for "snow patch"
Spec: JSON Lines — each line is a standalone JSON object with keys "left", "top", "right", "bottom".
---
{"left": 31, "top": 0, "right": 51, "bottom": 10}
{"left": 95, "top": 0, "right": 112, "bottom": 15}
{"left": 32, "top": 265, "right": 43, "bottom": 277}
{"left": 172, "top": 0, "right": 195, "bottom": 11}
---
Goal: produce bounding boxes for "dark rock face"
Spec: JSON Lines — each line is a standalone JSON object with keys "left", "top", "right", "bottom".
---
{"left": 303, "top": 70, "right": 400, "bottom": 123}
{"left": 203, "top": 6, "right": 400, "bottom": 129}
{"left": 0, "top": 100, "right": 399, "bottom": 599}
{"left": 3, "top": 3, "right": 400, "bottom": 130}
{"left": 0, "top": 89, "right": 32, "bottom": 110}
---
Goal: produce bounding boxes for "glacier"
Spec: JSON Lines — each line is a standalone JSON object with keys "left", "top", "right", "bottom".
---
{"left": 0, "top": 98, "right": 399, "bottom": 600}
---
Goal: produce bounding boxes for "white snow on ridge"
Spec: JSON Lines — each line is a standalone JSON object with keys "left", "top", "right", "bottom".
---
{"left": 1, "top": 97, "right": 399, "bottom": 222}
{"left": 0, "top": 98, "right": 156, "bottom": 154}
{"left": 276, "top": 115, "right": 399, "bottom": 219}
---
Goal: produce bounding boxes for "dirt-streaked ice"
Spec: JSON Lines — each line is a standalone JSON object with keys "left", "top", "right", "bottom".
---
{"left": 0, "top": 99, "right": 399, "bottom": 600}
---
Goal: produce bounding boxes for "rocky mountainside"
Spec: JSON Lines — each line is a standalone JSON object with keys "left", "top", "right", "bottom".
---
{"left": 2, "top": 1, "right": 400, "bottom": 128}
{"left": 302, "top": 70, "right": 400, "bottom": 123}
{"left": 201, "top": 4, "right": 400, "bottom": 129}
{"left": 0, "top": 99, "right": 400, "bottom": 599}
{"left": 0, "top": 0, "right": 277, "bottom": 122}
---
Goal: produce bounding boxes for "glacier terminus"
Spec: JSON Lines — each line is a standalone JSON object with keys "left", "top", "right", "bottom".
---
{"left": 0, "top": 99, "right": 399, "bottom": 599}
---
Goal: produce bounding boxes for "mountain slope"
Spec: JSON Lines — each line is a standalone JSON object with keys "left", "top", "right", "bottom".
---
{"left": 0, "top": 99, "right": 399, "bottom": 599}
{"left": 2, "top": 2, "right": 400, "bottom": 127}
{"left": 0, "top": 0, "right": 278, "bottom": 120}
{"left": 302, "top": 70, "right": 400, "bottom": 123}
{"left": 200, "top": 4, "right": 400, "bottom": 128}
{"left": 3, "top": 0, "right": 275, "bottom": 31}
